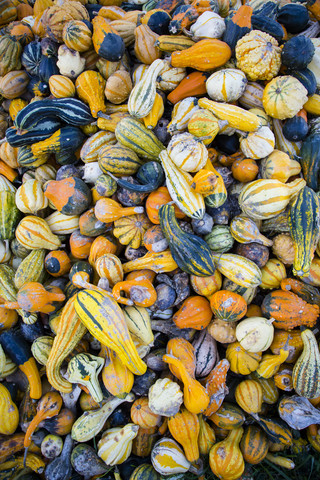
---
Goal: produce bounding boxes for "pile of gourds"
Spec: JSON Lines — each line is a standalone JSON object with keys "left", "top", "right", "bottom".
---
{"left": 1, "top": 0, "right": 320, "bottom": 478}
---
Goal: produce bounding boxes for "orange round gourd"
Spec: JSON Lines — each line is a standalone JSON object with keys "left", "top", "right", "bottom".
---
{"left": 190, "top": 271, "right": 222, "bottom": 298}
{"left": 0, "top": 305, "right": 18, "bottom": 331}
{"left": 145, "top": 186, "right": 185, "bottom": 224}
{"left": 173, "top": 295, "right": 212, "bottom": 330}
{"left": 231, "top": 158, "right": 259, "bottom": 182}
{"left": 131, "top": 397, "right": 161, "bottom": 429}
{"left": 143, "top": 225, "right": 168, "bottom": 253}
{"left": 70, "top": 230, "right": 94, "bottom": 259}
{"left": 45, "top": 250, "right": 71, "bottom": 277}
{"left": 210, "top": 290, "right": 247, "bottom": 322}
{"left": 88, "top": 234, "right": 118, "bottom": 266}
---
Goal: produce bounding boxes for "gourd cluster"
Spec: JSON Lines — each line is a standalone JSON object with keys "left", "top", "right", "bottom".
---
{"left": 0, "top": 0, "right": 320, "bottom": 479}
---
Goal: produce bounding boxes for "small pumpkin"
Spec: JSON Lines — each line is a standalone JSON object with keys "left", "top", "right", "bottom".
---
{"left": 209, "top": 290, "right": 247, "bottom": 322}
{"left": 262, "top": 75, "right": 308, "bottom": 120}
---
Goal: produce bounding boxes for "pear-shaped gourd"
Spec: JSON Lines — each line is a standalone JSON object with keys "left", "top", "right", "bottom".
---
{"left": 95, "top": 198, "right": 144, "bottom": 223}
{"left": 236, "top": 317, "right": 274, "bottom": 353}
{"left": 44, "top": 177, "right": 92, "bottom": 216}
{"left": 71, "top": 393, "right": 135, "bottom": 442}
{"left": 15, "top": 216, "right": 61, "bottom": 250}
{"left": 230, "top": 215, "right": 273, "bottom": 246}
{"left": 75, "top": 70, "right": 106, "bottom": 118}
{"left": 0, "top": 383, "right": 19, "bottom": 435}
{"left": 209, "top": 427, "right": 245, "bottom": 480}
{"left": 100, "top": 346, "right": 134, "bottom": 398}
{"left": 278, "top": 395, "right": 320, "bottom": 430}
{"left": 292, "top": 328, "right": 320, "bottom": 399}
{"left": 98, "top": 423, "right": 139, "bottom": 465}
{"left": 123, "top": 305, "right": 154, "bottom": 345}
{"left": 45, "top": 434, "right": 73, "bottom": 480}
{"left": 168, "top": 407, "right": 200, "bottom": 462}
{"left": 151, "top": 438, "right": 192, "bottom": 476}
{"left": 67, "top": 353, "right": 104, "bottom": 404}
{"left": 15, "top": 179, "right": 48, "bottom": 214}
{"left": 2, "top": 282, "right": 65, "bottom": 314}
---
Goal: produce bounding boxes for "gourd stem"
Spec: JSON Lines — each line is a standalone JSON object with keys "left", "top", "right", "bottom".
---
{"left": 97, "top": 112, "right": 111, "bottom": 120}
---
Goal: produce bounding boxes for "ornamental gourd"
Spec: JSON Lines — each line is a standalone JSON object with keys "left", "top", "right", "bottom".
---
{"left": 148, "top": 378, "right": 183, "bottom": 417}
{"left": 206, "top": 68, "right": 247, "bottom": 102}
{"left": 67, "top": 353, "right": 104, "bottom": 403}
{"left": 292, "top": 329, "right": 320, "bottom": 399}
{"left": 263, "top": 76, "right": 308, "bottom": 120}
{"left": 236, "top": 317, "right": 274, "bottom": 353}
{"left": 235, "top": 380, "right": 263, "bottom": 414}
{"left": 209, "top": 290, "right": 247, "bottom": 322}
{"left": 209, "top": 427, "right": 245, "bottom": 480}
{"left": 171, "top": 38, "right": 231, "bottom": 71}
{"left": 151, "top": 438, "right": 192, "bottom": 476}
{"left": 226, "top": 342, "right": 262, "bottom": 375}
{"left": 211, "top": 253, "right": 262, "bottom": 288}
{"left": 98, "top": 424, "right": 139, "bottom": 466}
{"left": 168, "top": 408, "right": 200, "bottom": 462}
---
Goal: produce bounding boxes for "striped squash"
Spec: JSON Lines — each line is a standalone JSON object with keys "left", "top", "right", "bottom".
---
{"left": 250, "top": 374, "right": 279, "bottom": 405}
{"left": 160, "top": 150, "right": 205, "bottom": 219}
{"left": 62, "top": 20, "right": 92, "bottom": 52}
{"left": 14, "top": 249, "right": 45, "bottom": 289}
{"left": 253, "top": 417, "right": 292, "bottom": 446}
{"left": 31, "top": 336, "right": 54, "bottom": 366}
{"left": 123, "top": 250, "right": 178, "bottom": 274}
{"left": 235, "top": 380, "right": 263, "bottom": 414}
{"left": 151, "top": 438, "right": 191, "bottom": 475}
{"left": 45, "top": 211, "right": 80, "bottom": 235}
{"left": 209, "top": 428, "right": 244, "bottom": 480}
{"left": 167, "top": 97, "right": 199, "bottom": 134}
{"left": 239, "top": 126, "right": 275, "bottom": 159}
{"left": 15, "top": 216, "right": 61, "bottom": 250}
{"left": 209, "top": 403, "right": 245, "bottom": 429}
{"left": 75, "top": 289, "right": 147, "bottom": 375}
{"left": 128, "top": 59, "right": 164, "bottom": 118}
{"left": 292, "top": 329, "right": 320, "bottom": 399}
{"left": 115, "top": 117, "right": 164, "bottom": 160}
{"left": 123, "top": 305, "right": 154, "bottom": 346}
{"left": 239, "top": 81, "right": 264, "bottom": 109}
{"left": 288, "top": 187, "right": 320, "bottom": 278}
{"left": 143, "top": 93, "right": 164, "bottom": 130}
{"left": 155, "top": 35, "right": 195, "bottom": 52}
{"left": 15, "top": 179, "right": 48, "bottom": 214}
{"left": 99, "top": 145, "right": 143, "bottom": 177}
{"left": 0, "top": 70, "right": 29, "bottom": 99}
{"left": 198, "top": 97, "right": 261, "bottom": 132}
{"left": 80, "top": 130, "right": 116, "bottom": 164}
{"left": 18, "top": 145, "right": 48, "bottom": 168}
{"left": 304, "top": 94, "right": 320, "bottom": 115}
{"left": 239, "top": 178, "right": 306, "bottom": 220}
{"left": 240, "top": 425, "right": 268, "bottom": 465}
{"left": 272, "top": 119, "right": 301, "bottom": 157}
{"left": 167, "top": 133, "right": 208, "bottom": 172}
{"left": 0, "top": 188, "right": 20, "bottom": 241}
{"left": 130, "top": 464, "right": 159, "bottom": 480}
{"left": 49, "top": 75, "right": 75, "bottom": 98}
{"left": 212, "top": 253, "right": 262, "bottom": 288}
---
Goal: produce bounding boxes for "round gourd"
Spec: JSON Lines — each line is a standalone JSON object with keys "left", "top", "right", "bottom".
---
{"left": 49, "top": 75, "right": 75, "bottom": 98}
{"left": 240, "top": 425, "right": 268, "bottom": 465}
{"left": 276, "top": 4, "right": 309, "bottom": 34}
{"left": 210, "top": 290, "right": 247, "bottom": 322}
{"left": 240, "top": 126, "right": 275, "bottom": 160}
{"left": 281, "top": 36, "right": 315, "bottom": 71}
{"left": 236, "top": 317, "right": 274, "bottom": 352}
{"left": 45, "top": 250, "right": 71, "bottom": 277}
{"left": 235, "top": 30, "right": 281, "bottom": 81}
{"left": 167, "top": 133, "right": 208, "bottom": 172}
{"left": 226, "top": 341, "right": 262, "bottom": 375}
{"left": 205, "top": 225, "right": 234, "bottom": 253}
{"left": 235, "top": 379, "right": 263, "bottom": 414}
{"left": 206, "top": 68, "right": 247, "bottom": 102}
{"left": 62, "top": 19, "right": 92, "bottom": 52}
{"left": 41, "top": 434, "right": 63, "bottom": 459}
{"left": 262, "top": 75, "right": 308, "bottom": 120}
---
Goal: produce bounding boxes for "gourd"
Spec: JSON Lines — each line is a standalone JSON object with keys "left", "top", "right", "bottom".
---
{"left": 240, "top": 425, "right": 268, "bottom": 465}
{"left": 101, "top": 345, "right": 134, "bottom": 398}
{"left": 167, "top": 71, "right": 207, "bottom": 104}
{"left": 166, "top": 337, "right": 196, "bottom": 379}
{"left": 223, "top": 4, "right": 252, "bottom": 53}
{"left": 235, "top": 380, "right": 263, "bottom": 414}
{"left": 71, "top": 393, "right": 134, "bottom": 442}
{"left": 92, "top": 15, "right": 125, "bottom": 61}
{"left": 292, "top": 329, "right": 320, "bottom": 399}
{"left": 129, "top": 464, "right": 159, "bottom": 480}
{"left": 95, "top": 198, "right": 143, "bottom": 223}
{"left": 128, "top": 59, "right": 164, "bottom": 118}
{"left": 155, "top": 34, "right": 195, "bottom": 52}
{"left": 31, "top": 336, "right": 53, "bottom": 366}
{"left": 239, "top": 126, "right": 275, "bottom": 160}
{"left": 0, "top": 175, "right": 20, "bottom": 242}
{"left": 75, "top": 70, "right": 106, "bottom": 118}
{"left": 209, "top": 290, "right": 247, "bottom": 322}
{"left": 3, "top": 282, "right": 65, "bottom": 314}
{"left": 173, "top": 295, "right": 212, "bottom": 329}
{"left": 0, "top": 384, "right": 19, "bottom": 435}
{"left": 44, "top": 434, "right": 73, "bottom": 480}
{"left": 112, "top": 278, "right": 156, "bottom": 308}
{"left": 143, "top": 93, "right": 164, "bottom": 129}
{"left": 167, "top": 133, "right": 208, "bottom": 172}
{"left": 171, "top": 38, "right": 231, "bottom": 71}
{"left": 115, "top": 117, "right": 164, "bottom": 160}
{"left": 71, "top": 444, "right": 109, "bottom": 478}
{"left": 15, "top": 216, "right": 58, "bottom": 250}
{"left": 252, "top": 416, "right": 292, "bottom": 447}
{"left": 198, "top": 97, "right": 261, "bottom": 132}
{"left": 41, "top": 434, "right": 63, "bottom": 459}
{"left": 24, "top": 392, "right": 62, "bottom": 449}
{"left": 260, "top": 149, "right": 301, "bottom": 183}
{"left": 131, "top": 397, "right": 161, "bottom": 429}
{"left": 212, "top": 253, "right": 262, "bottom": 288}
{"left": 14, "top": 249, "right": 45, "bottom": 289}
{"left": 113, "top": 214, "right": 152, "bottom": 250}
{"left": 263, "top": 76, "right": 308, "bottom": 120}
{"left": 168, "top": 407, "right": 200, "bottom": 462}
{"left": 45, "top": 250, "right": 71, "bottom": 276}
{"left": 226, "top": 342, "right": 262, "bottom": 375}
{"left": 198, "top": 415, "right": 215, "bottom": 455}
{"left": 261, "top": 290, "right": 319, "bottom": 330}
{"left": 167, "top": 96, "right": 200, "bottom": 134}
{"left": 148, "top": 377, "right": 183, "bottom": 417}
{"left": 75, "top": 289, "right": 147, "bottom": 375}
{"left": 230, "top": 215, "right": 273, "bottom": 246}
{"left": 206, "top": 68, "right": 247, "bottom": 102}
{"left": 163, "top": 354, "right": 209, "bottom": 414}
{"left": 238, "top": 178, "right": 306, "bottom": 220}
{"left": 46, "top": 295, "right": 87, "bottom": 393}
{"left": 236, "top": 317, "right": 274, "bottom": 352}
{"left": 256, "top": 350, "right": 289, "bottom": 379}
{"left": 151, "top": 438, "right": 192, "bottom": 476}
{"left": 123, "top": 250, "right": 178, "bottom": 274}
{"left": 62, "top": 20, "right": 92, "bottom": 52}
{"left": 15, "top": 180, "right": 48, "bottom": 215}
{"left": 43, "top": 177, "right": 92, "bottom": 216}
{"left": 67, "top": 353, "right": 104, "bottom": 404}
{"left": 236, "top": 30, "right": 281, "bottom": 81}
{"left": 159, "top": 150, "right": 205, "bottom": 219}
{"left": 0, "top": 70, "right": 29, "bottom": 99}
{"left": 159, "top": 204, "right": 215, "bottom": 276}
{"left": 191, "top": 169, "right": 217, "bottom": 195}
{"left": 134, "top": 24, "right": 160, "bottom": 65}
{"left": 123, "top": 306, "right": 154, "bottom": 345}
{"left": 209, "top": 427, "right": 245, "bottom": 480}
{"left": 204, "top": 359, "right": 229, "bottom": 417}
{"left": 98, "top": 424, "right": 139, "bottom": 465}
{"left": 288, "top": 186, "right": 320, "bottom": 277}
{"left": 278, "top": 395, "right": 320, "bottom": 430}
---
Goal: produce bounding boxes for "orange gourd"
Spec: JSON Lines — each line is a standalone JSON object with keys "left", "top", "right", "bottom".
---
{"left": 131, "top": 397, "right": 161, "bottom": 429}
{"left": 167, "top": 71, "right": 208, "bottom": 104}
{"left": 88, "top": 234, "right": 118, "bottom": 267}
{"left": 173, "top": 295, "right": 212, "bottom": 330}
{"left": 191, "top": 169, "right": 217, "bottom": 196}
{"left": 96, "top": 253, "right": 123, "bottom": 287}
{"left": 210, "top": 290, "right": 247, "bottom": 322}
{"left": 231, "top": 158, "right": 259, "bottom": 182}
{"left": 143, "top": 225, "right": 168, "bottom": 253}
{"left": 0, "top": 304, "right": 18, "bottom": 331}
{"left": 190, "top": 272, "right": 222, "bottom": 298}
{"left": 171, "top": 39, "right": 231, "bottom": 71}
{"left": 163, "top": 353, "right": 210, "bottom": 414}
{"left": 198, "top": 414, "right": 215, "bottom": 455}
{"left": 95, "top": 198, "right": 144, "bottom": 223}
{"left": 235, "top": 379, "right": 263, "bottom": 414}
{"left": 146, "top": 186, "right": 185, "bottom": 224}
{"left": 44, "top": 250, "right": 71, "bottom": 277}
{"left": 166, "top": 337, "right": 196, "bottom": 379}
{"left": 100, "top": 345, "right": 134, "bottom": 398}
{"left": 168, "top": 407, "right": 200, "bottom": 462}
{"left": 209, "top": 427, "right": 245, "bottom": 480}
{"left": 2, "top": 282, "right": 65, "bottom": 314}
{"left": 270, "top": 329, "right": 303, "bottom": 363}
{"left": 204, "top": 359, "right": 229, "bottom": 417}
{"left": 112, "top": 278, "right": 157, "bottom": 307}
{"left": 75, "top": 70, "right": 106, "bottom": 118}
{"left": 69, "top": 230, "right": 94, "bottom": 260}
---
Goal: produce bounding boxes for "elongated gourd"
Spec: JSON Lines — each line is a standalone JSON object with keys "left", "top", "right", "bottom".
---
{"left": 75, "top": 289, "right": 147, "bottom": 375}
{"left": 123, "top": 250, "right": 178, "bottom": 274}
{"left": 199, "top": 97, "right": 261, "bottom": 132}
{"left": 123, "top": 305, "right": 154, "bottom": 345}
{"left": 159, "top": 149, "right": 205, "bottom": 219}
{"left": 288, "top": 186, "right": 320, "bottom": 277}
{"left": 100, "top": 346, "right": 134, "bottom": 398}
{"left": 0, "top": 384, "right": 19, "bottom": 435}
{"left": 292, "top": 329, "right": 320, "bottom": 399}
{"left": 168, "top": 407, "right": 200, "bottom": 462}
{"left": 212, "top": 253, "right": 262, "bottom": 288}
{"left": 46, "top": 295, "right": 87, "bottom": 392}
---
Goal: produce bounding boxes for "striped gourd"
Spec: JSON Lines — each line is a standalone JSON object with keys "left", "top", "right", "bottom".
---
{"left": 99, "top": 145, "right": 143, "bottom": 177}
{"left": 160, "top": 150, "right": 205, "bottom": 219}
{"left": 304, "top": 94, "right": 320, "bottom": 115}
{"left": 18, "top": 146, "right": 48, "bottom": 168}
{"left": 143, "top": 93, "right": 164, "bottom": 130}
{"left": 123, "top": 250, "right": 178, "bottom": 274}
{"left": 49, "top": 75, "right": 75, "bottom": 98}
{"left": 250, "top": 374, "right": 279, "bottom": 405}
{"left": 209, "top": 428, "right": 245, "bottom": 480}
{"left": 80, "top": 131, "right": 117, "bottom": 164}
{"left": 98, "top": 424, "right": 139, "bottom": 465}
{"left": 14, "top": 249, "right": 46, "bottom": 289}
{"left": 31, "top": 336, "right": 54, "bottom": 366}
{"left": 239, "top": 126, "right": 275, "bottom": 160}
{"left": 256, "top": 350, "right": 289, "bottom": 379}
{"left": 239, "top": 82, "right": 264, "bottom": 109}
{"left": 62, "top": 20, "right": 93, "bottom": 52}
{"left": 235, "top": 380, "right": 263, "bottom": 414}
{"left": 128, "top": 59, "right": 164, "bottom": 118}
{"left": 288, "top": 187, "right": 320, "bottom": 277}
{"left": 75, "top": 289, "right": 147, "bottom": 375}
{"left": 272, "top": 119, "right": 301, "bottom": 157}
{"left": 0, "top": 241, "right": 10, "bottom": 264}
{"left": 115, "top": 117, "right": 164, "bottom": 160}
{"left": 130, "top": 464, "right": 159, "bottom": 480}
{"left": 167, "top": 97, "right": 199, "bottom": 134}
{"left": 212, "top": 253, "right": 262, "bottom": 288}
{"left": 230, "top": 215, "right": 273, "bottom": 246}
{"left": 45, "top": 211, "right": 80, "bottom": 235}
{"left": 240, "top": 425, "right": 268, "bottom": 465}
{"left": 167, "top": 133, "right": 208, "bottom": 173}
{"left": 46, "top": 295, "right": 87, "bottom": 393}
{"left": 198, "top": 97, "right": 261, "bottom": 132}
{"left": 238, "top": 178, "right": 306, "bottom": 220}
{"left": 15, "top": 180, "right": 48, "bottom": 214}
{"left": 292, "top": 329, "right": 320, "bottom": 399}
{"left": 15, "top": 216, "right": 61, "bottom": 250}
{"left": 123, "top": 305, "right": 154, "bottom": 346}
{"left": 155, "top": 35, "right": 195, "bottom": 52}
{"left": 151, "top": 438, "right": 191, "bottom": 475}
{"left": 0, "top": 190, "right": 20, "bottom": 242}
{"left": 0, "top": 71, "right": 29, "bottom": 99}
{"left": 252, "top": 416, "right": 292, "bottom": 446}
